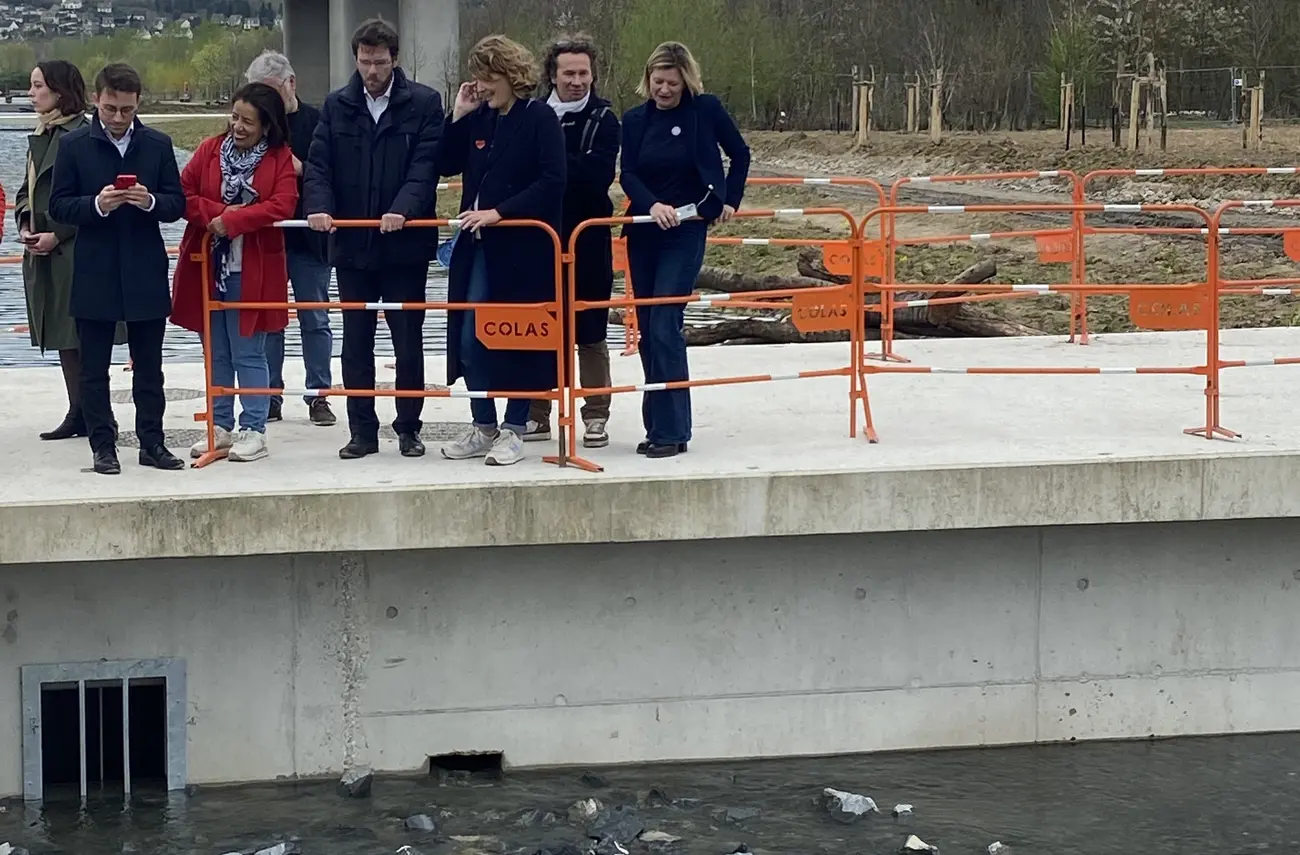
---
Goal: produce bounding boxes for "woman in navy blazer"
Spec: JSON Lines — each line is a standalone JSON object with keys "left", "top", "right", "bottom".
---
{"left": 620, "top": 41, "right": 750, "bottom": 458}
{"left": 439, "top": 35, "right": 566, "bottom": 467}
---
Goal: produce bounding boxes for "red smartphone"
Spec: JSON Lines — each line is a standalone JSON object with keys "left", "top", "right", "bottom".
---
{"left": 114, "top": 174, "right": 137, "bottom": 190}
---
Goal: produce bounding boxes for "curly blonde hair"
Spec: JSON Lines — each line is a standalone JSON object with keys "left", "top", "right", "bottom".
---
{"left": 467, "top": 35, "right": 540, "bottom": 98}
{"left": 636, "top": 41, "right": 703, "bottom": 99}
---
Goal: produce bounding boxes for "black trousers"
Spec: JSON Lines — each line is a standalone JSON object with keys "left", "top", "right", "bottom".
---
{"left": 336, "top": 264, "right": 428, "bottom": 439}
{"left": 77, "top": 317, "right": 166, "bottom": 453}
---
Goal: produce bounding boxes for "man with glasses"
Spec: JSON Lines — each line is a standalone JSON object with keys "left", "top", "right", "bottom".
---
{"left": 304, "top": 17, "right": 443, "bottom": 460}
{"left": 49, "top": 62, "right": 185, "bottom": 475}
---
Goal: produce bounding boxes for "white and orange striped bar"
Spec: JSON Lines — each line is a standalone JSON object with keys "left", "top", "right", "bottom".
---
{"left": 865, "top": 365, "right": 1200, "bottom": 376}
{"left": 1220, "top": 356, "right": 1300, "bottom": 369}
{"left": 906, "top": 170, "right": 1064, "bottom": 183}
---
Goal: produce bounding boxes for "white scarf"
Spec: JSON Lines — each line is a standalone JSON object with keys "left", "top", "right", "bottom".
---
{"left": 548, "top": 89, "right": 590, "bottom": 118}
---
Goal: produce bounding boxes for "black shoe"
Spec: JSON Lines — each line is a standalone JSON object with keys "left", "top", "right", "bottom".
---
{"left": 92, "top": 447, "right": 121, "bottom": 475}
{"left": 139, "top": 444, "right": 185, "bottom": 471}
{"left": 268, "top": 399, "right": 283, "bottom": 422}
{"left": 339, "top": 436, "right": 379, "bottom": 460}
{"left": 309, "top": 399, "right": 337, "bottom": 426}
{"left": 637, "top": 441, "right": 688, "bottom": 456}
{"left": 398, "top": 432, "right": 426, "bottom": 457}
{"left": 40, "top": 413, "right": 87, "bottom": 441}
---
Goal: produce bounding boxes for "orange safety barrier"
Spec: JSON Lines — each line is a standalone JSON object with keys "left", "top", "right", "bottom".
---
{"left": 855, "top": 202, "right": 1233, "bottom": 444}
{"left": 1206, "top": 199, "right": 1300, "bottom": 421}
{"left": 555, "top": 207, "right": 865, "bottom": 473}
{"left": 882, "top": 170, "right": 1088, "bottom": 360}
{"left": 190, "top": 217, "right": 568, "bottom": 468}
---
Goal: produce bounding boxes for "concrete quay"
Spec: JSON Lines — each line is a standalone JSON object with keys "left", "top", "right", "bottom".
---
{"left": 3, "top": 328, "right": 1300, "bottom": 797}
{"left": 1, "top": 328, "right": 1299, "bottom": 564}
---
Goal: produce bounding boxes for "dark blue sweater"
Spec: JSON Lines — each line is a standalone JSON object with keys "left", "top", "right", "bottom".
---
{"left": 620, "top": 91, "right": 750, "bottom": 221}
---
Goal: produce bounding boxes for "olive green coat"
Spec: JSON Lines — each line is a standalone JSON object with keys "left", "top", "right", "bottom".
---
{"left": 15, "top": 115, "right": 124, "bottom": 352}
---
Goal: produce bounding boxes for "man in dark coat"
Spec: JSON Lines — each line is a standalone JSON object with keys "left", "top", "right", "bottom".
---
{"left": 524, "top": 35, "right": 620, "bottom": 450}
{"left": 49, "top": 63, "right": 186, "bottom": 475}
{"left": 304, "top": 17, "right": 443, "bottom": 460}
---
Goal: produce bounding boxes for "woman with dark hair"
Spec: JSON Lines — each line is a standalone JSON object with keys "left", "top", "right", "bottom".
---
{"left": 171, "top": 82, "right": 298, "bottom": 463}
{"left": 620, "top": 41, "right": 750, "bottom": 458}
{"left": 16, "top": 59, "right": 122, "bottom": 441}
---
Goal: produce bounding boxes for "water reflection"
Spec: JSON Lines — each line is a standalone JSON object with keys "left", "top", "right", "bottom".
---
{"left": 4, "top": 734, "right": 1300, "bottom": 854}
{"left": 0, "top": 131, "right": 631, "bottom": 369}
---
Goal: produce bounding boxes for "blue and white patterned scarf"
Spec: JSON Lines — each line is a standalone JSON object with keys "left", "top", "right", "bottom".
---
{"left": 211, "top": 132, "right": 268, "bottom": 292}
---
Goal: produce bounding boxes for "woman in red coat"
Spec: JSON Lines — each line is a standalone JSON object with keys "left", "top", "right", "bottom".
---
{"left": 172, "top": 82, "right": 298, "bottom": 463}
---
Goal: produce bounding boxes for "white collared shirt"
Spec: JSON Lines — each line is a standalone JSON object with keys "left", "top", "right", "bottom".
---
{"left": 365, "top": 76, "right": 394, "bottom": 123}
{"left": 95, "top": 122, "right": 156, "bottom": 217}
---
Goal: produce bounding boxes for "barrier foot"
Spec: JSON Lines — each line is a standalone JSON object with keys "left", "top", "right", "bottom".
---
{"left": 856, "top": 393, "right": 880, "bottom": 444}
{"left": 191, "top": 448, "right": 229, "bottom": 469}
{"left": 543, "top": 453, "right": 604, "bottom": 473}
{"left": 1183, "top": 425, "right": 1241, "bottom": 441}
{"left": 864, "top": 350, "right": 911, "bottom": 364}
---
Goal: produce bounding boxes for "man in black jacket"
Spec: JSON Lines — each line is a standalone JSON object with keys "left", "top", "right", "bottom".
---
{"left": 49, "top": 63, "right": 186, "bottom": 475}
{"left": 304, "top": 17, "right": 443, "bottom": 460}
{"left": 246, "top": 50, "right": 337, "bottom": 428}
{"left": 524, "top": 35, "right": 620, "bottom": 449}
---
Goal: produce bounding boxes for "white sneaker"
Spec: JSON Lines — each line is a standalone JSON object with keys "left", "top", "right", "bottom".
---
{"left": 583, "top": 418, "right": 609, "bottom": 448}
{"left": 441, "top": 426, "right": 496, "bottom": 460}
{"left": 485, "top": 428, "right": 524, "bottom": 466}
{"left": 522, "top": 419, "right": 551, "bottom": 442}
{"left": 228, "top": 429, "right": 269, "bottom": 462}
{"left": 190, "top": 426, "right": 233, "bottom": 458}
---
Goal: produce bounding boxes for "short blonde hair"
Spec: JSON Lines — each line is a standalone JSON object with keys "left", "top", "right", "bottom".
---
{"left": 467, "top": 35, "right": 540, "bottom": 98}
{"left": 636, "top": 41, "right": 703, "bottom": 99}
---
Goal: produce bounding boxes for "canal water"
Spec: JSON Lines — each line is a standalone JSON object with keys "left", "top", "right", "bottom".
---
{"left": 0, "top": 130, "right": 630, "bottom": 369}
{"left": 3, "top": 733, "right": 1300, "bottom": 854}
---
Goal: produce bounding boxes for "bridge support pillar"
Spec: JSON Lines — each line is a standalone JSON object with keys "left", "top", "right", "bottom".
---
{"left": 283, "top": 0, "right": 459, "bottom": 105}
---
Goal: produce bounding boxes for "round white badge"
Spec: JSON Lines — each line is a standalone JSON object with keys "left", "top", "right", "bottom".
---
{"left": 671, "top": 126, "right": 681, "bottom": 136}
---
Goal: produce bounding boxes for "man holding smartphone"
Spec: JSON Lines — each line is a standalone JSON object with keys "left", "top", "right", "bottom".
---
{"left": 49, "top": 63, "right": 186, "bottom": 475}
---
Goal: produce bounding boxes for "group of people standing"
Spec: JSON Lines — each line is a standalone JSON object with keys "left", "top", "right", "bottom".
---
{"left": 16, "top": 19, "right": 751, "bottom": 475}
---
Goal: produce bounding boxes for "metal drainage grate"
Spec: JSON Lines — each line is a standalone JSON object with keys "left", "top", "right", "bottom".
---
{"left": 116, "top": 429, "right": 207, "bottom": 450}
{"left": 379, "top": 422, "right": 471, "bottom": 442}
{"left": 21, "top": 658, "right": 187, "bottom": 802}
{"left": 109, "top": 388, "right": 205, "bottom": 404}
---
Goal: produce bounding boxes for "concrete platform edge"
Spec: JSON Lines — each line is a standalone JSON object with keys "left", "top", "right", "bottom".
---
{"left": 4, "top": 451, "right": 1300, "bottom": 565}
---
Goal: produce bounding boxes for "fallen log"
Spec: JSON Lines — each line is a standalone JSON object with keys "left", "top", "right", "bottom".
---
{"left": 607, "top": 256, "right": 1038, "bottom": 345}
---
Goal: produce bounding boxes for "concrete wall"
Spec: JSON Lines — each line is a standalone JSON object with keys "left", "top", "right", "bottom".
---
{"left": 284, "top": 0, "right": 459, "bottom": 103}
{"left": 4, "top": 518, "right": 1300, "bottom": 797}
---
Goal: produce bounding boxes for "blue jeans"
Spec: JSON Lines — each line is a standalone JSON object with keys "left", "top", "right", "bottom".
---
{"left": 626, "top": 221, "right": 706, "bottom": 445}
{"left": 463, "top": 245, "right": 530, "bottom": 432}
{"left": 265, "top": 248, "right": 334, "bottom": 406}
{"left": 209, "top": 272, "right": 270, "bottom": 432}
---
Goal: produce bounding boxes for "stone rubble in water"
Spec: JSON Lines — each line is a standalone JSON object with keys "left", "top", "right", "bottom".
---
{"left": 568, "top": 798, "right": 603, "bottom": 824}
{"left": 592, "top": 835, "right": 631, "bottom": 855}
{"left": 892, "top": 804, "right": 914, "bottom": 818}
{"left": 902, "top": 834, "right": 939, "bottom": 853}
{"left": 639, "top": 830, "right": 683, "bottom": 844}
{"left": 404, "top": 813, "right": 438, "bottom": 833}
{"left": 532, "top": 846, "right": 586, "bottom": 855}
{"left": 0, "top": 843, "right": 29, "bottom": 855}
{"left": 822, "top": 788, "right": 879, "bottom": 823}
{"left": 988, "top": 843, "right": 1007, "bottom": 854}
{"left": 723, "top": 845, "right": 751, "bottom": 855}
{"left": 396, "top": 847, "right": 425, "bottom": 855}
{"left": 580, "top": 771, "right": 609, "bottom": 788}
{"left": 337, "top": 765, "right": 374, "bottom": 798}
{"left": 252, "top": 843, "right": 301, "bottom": 855}
{"left": 586, "top": 805, "right": 645, "bottom": 844}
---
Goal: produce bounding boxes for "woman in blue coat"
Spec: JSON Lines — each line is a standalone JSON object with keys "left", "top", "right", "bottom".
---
{"left": 620, "top": 41, "right": 750, "bottom": 458}
{"left": 439, "top": 35, "right": 566, "bottom": 466}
